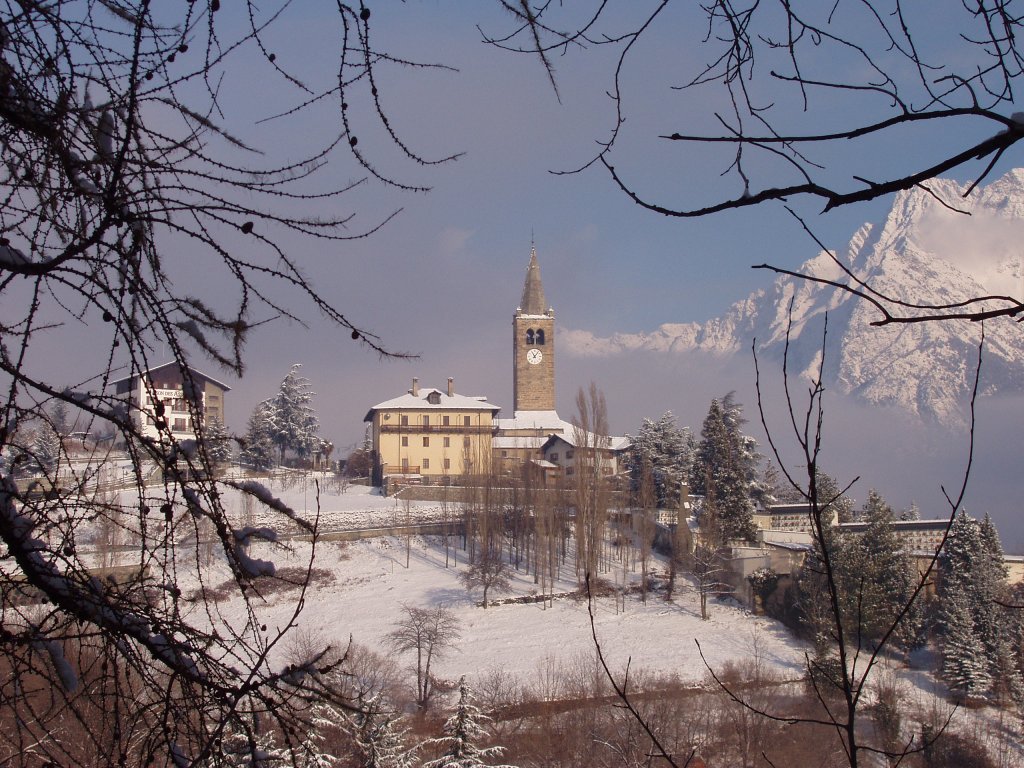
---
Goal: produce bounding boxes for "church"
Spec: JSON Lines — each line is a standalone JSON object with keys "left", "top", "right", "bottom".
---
{"left": 364, "top": 246, "right": 629, "bottom": 486}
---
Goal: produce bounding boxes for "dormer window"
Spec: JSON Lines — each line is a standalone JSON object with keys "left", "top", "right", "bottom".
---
{"left": 427, "top": 391, "right": 441, "bottom": 405}
{"left": 525, "top": 329, "right": 535, "bottom": 345}
{"left": 536, "top": 329, "right": 545, "bottom": 345}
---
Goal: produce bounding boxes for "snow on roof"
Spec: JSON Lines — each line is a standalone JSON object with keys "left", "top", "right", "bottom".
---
{"left": 541, "top": 431, "right": 631, "bottom": 452}
{"left": 492, "top": 435, "right": 549, "bottom": 450}
{"left": 109, "top": 362, "right": 232, "bottom": 391}
{"left": 494, "top": 410, "right": 569, "bottom": 431}
{"left": 365, "top": 387, "right": 501, "bottom": 421}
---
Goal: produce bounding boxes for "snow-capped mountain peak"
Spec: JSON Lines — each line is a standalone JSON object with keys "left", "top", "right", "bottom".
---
{"left": 565, "top": 170, "right": 1024, "bottom": 424}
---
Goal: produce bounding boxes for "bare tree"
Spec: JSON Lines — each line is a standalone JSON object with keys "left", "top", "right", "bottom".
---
{"left": 387, "top": 604, "right": 461, "bottom": 710}
{"left": 572, "top": 382, "right": 611, "bottom": 585}
{"left": 0, "top": 3, "right": 457, "bottom": 765}
{"left": 460, "top": 541, "right": 512, "bottom": 610}
{"left": 688, "top": 544, "right": 729, "bottom": 622}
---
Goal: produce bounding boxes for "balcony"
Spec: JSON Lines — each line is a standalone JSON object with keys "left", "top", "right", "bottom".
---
{"left": 379, "top": 424, "right": 494, "bottom": 435}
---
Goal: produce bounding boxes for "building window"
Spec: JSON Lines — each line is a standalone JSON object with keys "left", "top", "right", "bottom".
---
{"left": 423, "top": 415, "right": 430, "bottom": 427}
{"left": 526, "top": 329, "right": 534, "bottom": 344}
{"left": 443, "top": 415, "right": 450, "bottom": 426}
{"left": 463, "top": 437, "right": 471, "bottom": 448}
{"left": 536, "top": 329, "right": 545, "bottom": 345}
{"left": 567, "top": 467, "right": 574, "bottom": 476}
{"left": 443, "top": 437, "right": 450, "bottom": 448}
{"left": 401, "top": 436, "right": 408, "bottom": 447}
{"left": 550, "top": 452, "right": 559, "bottom": 462}
{"left": 401, "top": 415, "right": 408, "bottom": 426}
{"left": 444, "top": 458, "right": 451, "bottom": 470}
{"left": 566, "top": 450, "right": 574, "bottom": 460}
{"left": 172, "top": 418, "right": 187, "bottom": 432}
{"left": 464, "top": 415, "right": 471, "bottom": 427}
{"left": 501, "top": 450, "right": 508, "bottom": 458}
{"left": 402, "top": 458, "right": 409, "bottom": 471}
{"left": 423, "top": 458, "right": 430, "bottom": 469}
{"left": 423, "top": 436, "right": 430, "bottom": 447}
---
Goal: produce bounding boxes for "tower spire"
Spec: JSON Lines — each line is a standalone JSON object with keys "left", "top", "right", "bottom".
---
{"left": 519, "top": 245, "right": 548, "bottom": 315}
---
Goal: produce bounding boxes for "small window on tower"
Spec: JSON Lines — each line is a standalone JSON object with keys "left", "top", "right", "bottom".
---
{"left": 536, "top": 329, "right": 545, "bottom": 345}
{"left": 525, "top": 329, "right": 534, "bottom": 345}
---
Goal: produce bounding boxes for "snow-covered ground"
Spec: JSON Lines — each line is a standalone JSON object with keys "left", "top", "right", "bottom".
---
{"left": 172, "top": 480, "right": 808, "bottom": 689}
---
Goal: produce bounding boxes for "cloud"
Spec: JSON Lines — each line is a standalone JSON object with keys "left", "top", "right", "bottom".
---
{"left": 438, "top": 227, "right": 473, "bottom": 257}
{"left": 917, "top": 210, "right": 1024, "bottom": 297}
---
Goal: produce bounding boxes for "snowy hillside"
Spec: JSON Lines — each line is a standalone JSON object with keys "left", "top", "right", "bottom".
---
{"left": 180, "top": 484, "right": 807, "bottom": 686}
{"left": 565, "top": 170, "right": 1024, "bottom": 424}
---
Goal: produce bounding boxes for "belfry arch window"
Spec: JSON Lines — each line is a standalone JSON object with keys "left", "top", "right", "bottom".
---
{"left": 525, "top": 329, "right": 534, "bottom": 345}
{"left": 535, "top": 329, "right": 545, "bottom": 345}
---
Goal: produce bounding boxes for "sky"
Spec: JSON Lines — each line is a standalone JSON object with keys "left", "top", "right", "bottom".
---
{"left": 17, "top": 3, "right": 1024, "bottom": 545}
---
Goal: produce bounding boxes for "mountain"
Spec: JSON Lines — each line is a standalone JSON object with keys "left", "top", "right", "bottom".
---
{"left": 565, "top": 170, "right": 1024, "bottom": 425}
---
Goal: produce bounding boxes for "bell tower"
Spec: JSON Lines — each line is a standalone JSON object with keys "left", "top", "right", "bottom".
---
{"left": 513, "top": 246, "right": 555, "bottom": 412}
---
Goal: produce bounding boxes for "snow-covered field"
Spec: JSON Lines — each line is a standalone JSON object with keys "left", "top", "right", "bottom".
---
{"left": 185, "top": 481, "right": 807, "bottom": 688}
{"left": 88, "top": 478, "right": 1022, "bottom": 760}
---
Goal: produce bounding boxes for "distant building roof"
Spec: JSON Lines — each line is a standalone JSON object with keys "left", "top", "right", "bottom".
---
{"left": 540, "top": 432, "right": 631, "bottom": 452}
{"left": 109, "top": 362, "right": 232, "bottom": 391}
{"left": 494, "top": 410, "right": 569, "bottom": 432}
{"left": 364, "top": 387, "right": 500, "bottom": 422}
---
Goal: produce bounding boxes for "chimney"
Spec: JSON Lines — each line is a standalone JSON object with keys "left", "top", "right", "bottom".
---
{"left": 411, "top": 377, "right": 419, "bottom": 397}
{"left": 447, "top": 377, "right": 454, "bottom": 397}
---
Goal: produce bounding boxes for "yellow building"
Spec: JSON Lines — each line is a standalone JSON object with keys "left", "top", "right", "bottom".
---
{"left": 364, "top": 377, "right": 499, "bottom": 485}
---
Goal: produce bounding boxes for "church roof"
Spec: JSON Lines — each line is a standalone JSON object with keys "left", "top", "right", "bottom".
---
{"left": 518, "top": 246, "right": 548, "bottom": 315}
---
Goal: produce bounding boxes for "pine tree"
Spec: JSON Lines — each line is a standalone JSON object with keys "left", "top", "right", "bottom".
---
{"left": 203, "top": 416, "right": 233, "bottom": 468}
{"left": 422, "top": 678, "right": 513, "bottom": 768}
{"left": 937, "top": 511, "right": 1020, "bottom": 700}
{"left": 849, "top": 490, "right": 921, "bottom": 649}
{"left": 30, "top": 422, "right": 62, "bottom": 473}
{"left": 241, "top": 399, "right": 277, "bottom": 470}
{"left": 690, "top": 397, "right": 758, "bottom": 544}
{"left": 298, "top": 698, "right": 341, "bottom": 768}
{"left": 272, "top": 364, "right": 320, "bottom": 464}
{"left": 625, "top": 411, "right": 691, "bottom": 508}
{"left": 354, "top": 698, "right": 417, "bottom": 768}
{"left": 940, "top": 586, "right": 993, "bottom": 699}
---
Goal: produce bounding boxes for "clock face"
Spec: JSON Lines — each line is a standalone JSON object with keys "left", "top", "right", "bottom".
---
{"left": 526, "top": 348, "right": 543, "bottom": 365}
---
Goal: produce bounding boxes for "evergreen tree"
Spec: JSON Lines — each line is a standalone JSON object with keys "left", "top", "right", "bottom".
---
{"left": 690, "top": 397, "right": 757, "bottom": 544}
{"left": 625, "top": 411, "right": 691, "bottom": 507}
{"left": 203, "top": 416, "right": 233, "bottom": 468}
{"left": 940, "top": 586, "right": 993, "bottom": 698}
{"left": 354, "top": 698, "right": 417, "bottom": 768}
{"left": 272, "top": 364, "right": 320, "bottom": 464}
{"left": 850, "top": 490, "right": 921, "bottom": 649}
{"left": 298, "top": 698, "right": 341, "bottom": 768}
{"left": 30, "top": 422, "right": 62, "bottom": 473}
{"left": 241, "top": 399, "right": 277, "bottom": 470}
{"left": 422, "top": 678, "right": 513, "bottom": 768}
{"left": 937, "top": 512, "right": 1021, "bottom": 700}
{"left": 49, "top": 400, "right": 71, "bottom": 438}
